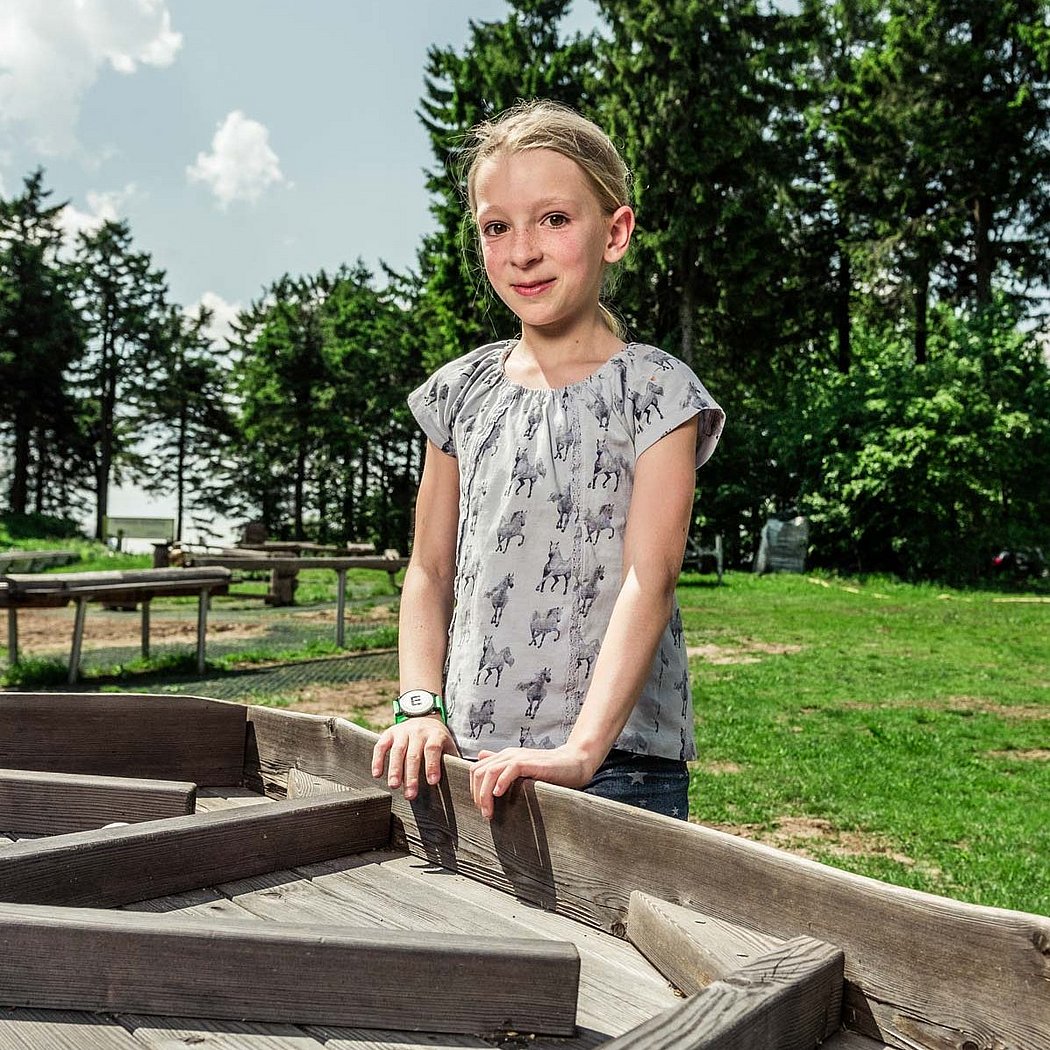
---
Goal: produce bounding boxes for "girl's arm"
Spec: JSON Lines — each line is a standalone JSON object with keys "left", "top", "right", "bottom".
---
{"left": 372, "top": 440, "right": 461, "bottom": 800}
{"left": 469, "top": 416, "right": 699, "bottom": 818}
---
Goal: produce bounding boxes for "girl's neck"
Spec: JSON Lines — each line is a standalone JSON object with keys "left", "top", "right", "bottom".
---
{"left": 507, "top": 317, "right": 626, "bottom": 390}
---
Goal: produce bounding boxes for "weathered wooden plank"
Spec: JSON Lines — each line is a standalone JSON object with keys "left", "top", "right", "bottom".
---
{"left": 0, "top": 1008, "right": 144, "bottom": 1050}
{"left": 0, "top": 902, "right": 581, "bottom": 1035}
{"left": 115, "top": 1015, "right": 326, "bottom": 1050}
{"left": 626, "top": 891, "right": 782, "bottom": 994}
{"left": 597, "top": 936, "right": 843, "bottom": 1050}
{"left": 0, "top": 692, "right": 246, "bottom": 784}
{"left": 0, "top": 768, "right": 196, "bottom": 835}
{"left": 243, "top": 707, "right": 1050, "bottom": 1050}
{"left": 194, "top": 786, "right": 273, "bottom": 811}
{"left": 820, "top": 1032, "right": 895, "bottom": 1050}
{"left": 287, "top": 767, "right": 356, "bottom": 798}
{"left": 0, "top": 792, "right": 390, "bottom": 906}
{"left": 0, "top": 567, "right": 229, "bottom": 591}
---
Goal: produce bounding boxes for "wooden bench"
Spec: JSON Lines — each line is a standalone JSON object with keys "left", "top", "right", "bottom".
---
{"left": 177, "top": 551, "right": 407, "bottom": 642}
{"left": 683, "top": 533, "right": 723, "bottom": 583}
{"left": 0, "top": 568, "right": 231, "bottom": 682}
{"left": 0, "top": 549, "right": 80, "bottom": 574}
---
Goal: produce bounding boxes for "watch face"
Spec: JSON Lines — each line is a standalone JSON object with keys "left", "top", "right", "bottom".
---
{"left": 398, "top": 690, "right": 437, "bottom": 716}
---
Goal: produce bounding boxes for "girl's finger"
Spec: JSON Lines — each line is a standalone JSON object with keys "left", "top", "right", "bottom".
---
{"left": 403, "top": 740, "right": 423, "bottom": 799}
{"left": 370, "top": 733, "right": 392, "bottom": 778}
{"left": 386, "top": 735, "right": 408, "bottom": 790}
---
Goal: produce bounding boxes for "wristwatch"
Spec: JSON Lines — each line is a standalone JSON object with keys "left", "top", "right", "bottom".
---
{"left": 393, "top": 689, "right": 448, "bottom": 725}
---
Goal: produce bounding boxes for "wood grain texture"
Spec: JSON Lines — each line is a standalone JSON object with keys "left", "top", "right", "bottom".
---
{"left": 243, "top": 706, "right": 1050, "bottom": 1050}
{"left": 0, "top": 768, "right": 196, "bottom": 835}
{"left": 0, "top": 1008, "right": 146, "bottom": 1050}
{"left": 287, "top": 767, "right": 356, "bottom": 798}
{"left": 595, "top": 936, "right": 843, "bottom": 1050}
{"left": 0, "top": 692, "right": 246, "bottom": 784}
{"left": 0, "top": 791, "right": 390, "bottom": 906}
{"left": 0, "top": 903, "right": 581, "bottom": 1035}
{"left": 626, "top": 891, "right": 782, "bottom": 994}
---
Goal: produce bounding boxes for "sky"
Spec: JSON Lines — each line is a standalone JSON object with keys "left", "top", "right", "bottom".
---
{"left": 0, "top": 0, "right": 600, "bottom": 538}
{"left": 1, "top": 0, "right": 600, "bottom": 335}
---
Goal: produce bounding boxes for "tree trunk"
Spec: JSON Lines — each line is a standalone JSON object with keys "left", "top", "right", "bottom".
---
{"left": 33, "top": 425, "right": 47, "bottom": 515}
{"left": 294, "top": 438, "right": 307, "bottom": 540}
{"left": 834, "top": 237, "right": 852, "bottom": 373}
{"left": 9, "top": 413, "right": 31, "bottom": 516}
{"left": 176, "top": 408, "right": 188, "bottom": 542}
{"left": 913, "top": 268, "right": 929, "bottom": 365}
{"left": 972, "top": 194, "right": 993, "bottom": 306}
{"left": 679, "top": 280, "right": 695, "bottom": 368}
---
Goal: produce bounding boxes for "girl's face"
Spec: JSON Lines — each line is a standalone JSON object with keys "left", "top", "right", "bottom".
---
{"left": 473, "top": 148, "right": 633, "bottom": 341}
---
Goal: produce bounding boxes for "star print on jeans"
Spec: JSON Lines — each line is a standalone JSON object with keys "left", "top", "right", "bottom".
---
{"left": 627, "top": 770, "right": 647, "bottom": 785}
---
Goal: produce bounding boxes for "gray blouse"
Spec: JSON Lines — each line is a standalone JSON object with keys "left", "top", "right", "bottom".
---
{"left": 408, "top": 340, "right": 725, "bottom": 762}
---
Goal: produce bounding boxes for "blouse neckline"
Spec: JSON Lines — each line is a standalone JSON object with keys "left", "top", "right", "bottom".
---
{"left": 498, "top": 339, "right": 635, "bottom": 394}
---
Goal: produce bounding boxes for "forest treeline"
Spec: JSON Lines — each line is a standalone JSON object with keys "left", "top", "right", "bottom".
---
{"left": 2, "top": 0, "right": 1049, "bottom": 581}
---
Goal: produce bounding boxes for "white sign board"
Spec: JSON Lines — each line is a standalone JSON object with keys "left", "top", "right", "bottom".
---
{"left": 103, "top": 517, "right": 175, "bottom": 542}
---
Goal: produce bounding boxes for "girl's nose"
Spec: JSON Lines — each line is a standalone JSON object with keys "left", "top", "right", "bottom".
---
{"left": 510, "top": 228, "right": 541, "bottom": 267}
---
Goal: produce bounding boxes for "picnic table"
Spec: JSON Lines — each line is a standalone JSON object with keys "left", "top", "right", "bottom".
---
{"left": 0, "top": 549, "right": 80, "bottom": 574}
{"left": 1, "top": 567, "right": 231, "bottom": 683}
{"left": 176, "top": 551, "right": 407, "bottom": 644}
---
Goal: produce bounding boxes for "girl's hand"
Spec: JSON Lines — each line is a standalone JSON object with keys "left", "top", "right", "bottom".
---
{"left": 371, "top": 719, "right": 460, "bottom": 801}
{"left": 469, "top": 745, "right": 599, "bottom": 820}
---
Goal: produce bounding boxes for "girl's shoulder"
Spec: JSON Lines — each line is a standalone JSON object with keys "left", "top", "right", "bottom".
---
{"left": 425, "top": 340, "right": 510, "bottom": 390}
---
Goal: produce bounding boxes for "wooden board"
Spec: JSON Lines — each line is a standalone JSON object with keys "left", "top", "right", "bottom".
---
{"left": 0, "top": 693, "right": 246, "bottom": 784}
{"left": 243, "top": 706, "right": 1050, "bottom": 1050}
{"left": 0, "top": 792, "right": 390, "bottom": 906}
{"left": 596, "top": 936, "right": 843, "bottom": 1050}
{"left": 626, "top": 891, "right": 782, "bottom": 994}
{"left": 0, "top": 903, "right": 580, "bottom": 1035}
{"left": 0, "top": 768, "right": 196, "bottom": 835}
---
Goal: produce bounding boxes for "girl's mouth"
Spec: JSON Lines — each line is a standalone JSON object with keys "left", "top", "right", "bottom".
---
{"left": 512, "top": 279, "right": 555, "bottom": 297}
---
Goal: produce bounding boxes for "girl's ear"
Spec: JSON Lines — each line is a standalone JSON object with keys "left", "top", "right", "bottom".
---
{"left": 604, "top": 205, "right": 635, "bottom": 264}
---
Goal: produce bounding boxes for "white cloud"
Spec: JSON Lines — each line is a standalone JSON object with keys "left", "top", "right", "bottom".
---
{"left": 56, "top": 183, "right": 137, "bottom": 244}
{"left": 187, "top": 110, "right": 286, "bottom": 208}
{"left": 185, "top": 291, "right": 242, "bottom": 348}
{"left": 0, "top": 0, "right": 182, "bottom": 156}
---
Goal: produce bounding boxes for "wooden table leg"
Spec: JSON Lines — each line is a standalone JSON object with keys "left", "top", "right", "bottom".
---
{"left": 6, "top": 608, "right": 18, "bottom": 666}
{"left": 336, "top": 570, "right": 347, "bottom": 648}
{"left": 69, "top": 597, "right": 88, "bottom": 684}
{"left": 141, "top": 599, "right": 151, "bottom": 661}
{"left": 196, "top": 589, "right": 208, "bottom": 674}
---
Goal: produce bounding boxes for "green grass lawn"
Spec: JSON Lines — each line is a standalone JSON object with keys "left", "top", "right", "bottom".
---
{"left": 680, "top": 571, "right": 1049, "bottom": 916}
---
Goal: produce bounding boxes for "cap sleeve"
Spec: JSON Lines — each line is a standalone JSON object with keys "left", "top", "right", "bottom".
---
{"left": 629, "top": 347, "right": 726, "bottom": 469}
{"left": 407, "top": 345, "right": 499, "bottom": 457}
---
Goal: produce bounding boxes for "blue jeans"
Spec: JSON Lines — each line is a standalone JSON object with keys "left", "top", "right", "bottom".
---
{"left": 583, "top": 748, "right": 690, "bottom": 820}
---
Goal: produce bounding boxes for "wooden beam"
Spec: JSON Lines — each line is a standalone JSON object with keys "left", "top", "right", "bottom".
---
{"left": 0, "top": 768, "right": 196, "bottom": 835}
{"left": 597, "top": 937, "right": 843, "bottom": 1050}
{"left": 0, "top": 902, "right": 580, "bottom": 1035}
{"left": 0, "top": 692, "right": 246, "bottom": 784}
{"left": 0, "top": 791, "right": 390, "bottom": 907}
{"left": 287, "top": 766, "right": 356, "bottom": 799}
{"left": 626, "top": 891, "right": 782, "bottom": 995}
{"left": 243, "top": 707, "right": 1050, "bottom": 1050}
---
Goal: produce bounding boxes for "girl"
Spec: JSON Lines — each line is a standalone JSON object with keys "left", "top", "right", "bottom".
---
{"left": 371, "top": 100, "right": 724, "bottom": 821}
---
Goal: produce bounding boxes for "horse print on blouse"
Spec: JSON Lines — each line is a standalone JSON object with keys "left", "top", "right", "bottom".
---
{"left": 495, "top": 509, "right": 526, "bottom": 552}
{"left": 517, "top": 667, "right": 552, "bottom": 719}
{"left": 670, "top": 605, "right": 684, "bottom": 648}
{"left": 520, "top": 725, "right": 555, "bottom": 748}
{"left": 475, "top": 635, "right": 515, "bottom": 687}
{"left": 584, "top": 504, "right": 615, "bottom": 544}
{"left": 643, "top": 348, "right": 676, "bottom": 372}
{"left": 575, "top": 564, "right": 605, "bottom": 617}
{"left": 529, "top": 607, "right": 563, "bottom": 648}
{"left": 468, "top": 698, "right": 496, "bottom": 739}
{"left": 422, "top": 381, "right": 449, "bottom": 409}
{"left": 509, "top": 447, "right": 547, "bottom": 498}
{"left": 537, "top": 542, "right": 572, "bottom": 594}
{"left": 588, "top": 386, "right": 611, "bottom": 430}
{"left": 478, "top": 420, "right": 503, "bottom": 458}
{"left": 571, "top": 621, "right": 600, "bottom": 678}
{"left": 524, "top": 406, "right": 542, "bottom": 439}
{"left": 590, "top": 438, "right": 630, "bottom": 492}
{"left": 484, "top": 572, "right": 514, "bottom": 627}
{"left": 632, "top": 379, "right": 665, "bottom": 427}
{"left": 553, "top": 416, "right": 579, "bottom": 461}
{"left": 675, "top": 667, "right": 690, "bottom": 718}
{"left": 547, "top": 485, "right": 576, "bottom": 532}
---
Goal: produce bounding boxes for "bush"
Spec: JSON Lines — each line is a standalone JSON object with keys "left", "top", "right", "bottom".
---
{"left": 781, "top": 298, "right": 1050, "bottom": 582}
{"left": 0, "top": 512, "right": 85, "bottom": 544}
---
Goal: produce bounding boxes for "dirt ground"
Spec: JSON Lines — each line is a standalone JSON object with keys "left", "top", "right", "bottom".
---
{"left": 686, "top": 639, "right": 803, "bottom": 664}
{"left": 267, "top": 682, "right": 400, "bottom": 726}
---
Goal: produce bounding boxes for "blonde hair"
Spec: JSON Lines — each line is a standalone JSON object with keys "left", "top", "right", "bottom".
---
{"left": 462, "top": 100, "right": 632, "bottom": 339}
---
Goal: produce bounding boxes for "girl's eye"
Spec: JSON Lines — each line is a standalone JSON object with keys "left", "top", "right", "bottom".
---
{"left": 545, "top": 213, "right": 569, "bottom": 228}
{"left": 483, "top": 222, "right": 508, "bottom": 237}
